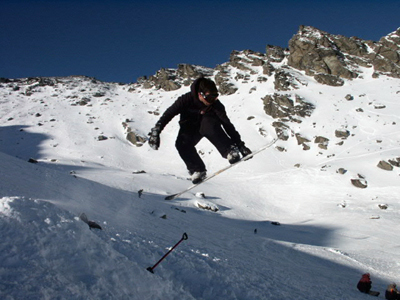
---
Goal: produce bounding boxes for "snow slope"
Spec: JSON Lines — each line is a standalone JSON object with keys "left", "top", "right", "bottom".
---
{"left": 1, "top": 67, "right": 400, "bottom": 300}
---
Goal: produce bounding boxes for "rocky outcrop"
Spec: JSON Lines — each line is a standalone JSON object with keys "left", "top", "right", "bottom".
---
{"left": 274, "top": 69, "right": 299, "bottom": 91}
{"left": 287, "top": 26, "right": 400, "bottom": 84}
{"left": 288, "top": 26, "right": 358, "bottom": 81}
{"left": 135, "top": 26, "right": 400, "bottom": 94}
{"left": 228, "top": 50, "right": 264, "bottom": 72}
{"left": 214, "top": 67, "right": 238, "bottom": 95}
{"left": 140, "top": 68, "right": 181, "bottom": 91}
{"left": 139, "top": 64, "right": 214, "bottom": 91}
{"left": 262, "top": 93, "right": 315, "bottom": 121}
{"left": 263, "top": 93, "right": 315, "bottom": 142}
{"left": 266, "top": 45, "right": 287, "bottom": 62}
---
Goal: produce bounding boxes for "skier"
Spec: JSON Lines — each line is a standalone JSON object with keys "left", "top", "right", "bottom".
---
{"left": 148, "top": 77, "right": 251, "bottom": 184}
{"left": 386, "top": 283, "right": 400, "bottom": 300}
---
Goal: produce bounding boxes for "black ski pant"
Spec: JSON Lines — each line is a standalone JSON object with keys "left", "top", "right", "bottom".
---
{"left": 175, "top": 115, "right": 233, "bottom": 174}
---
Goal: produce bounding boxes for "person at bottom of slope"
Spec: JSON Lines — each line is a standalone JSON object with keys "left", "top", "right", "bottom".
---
{"left": 148, "top": 77, "right": 251, "bottom": 184}
{"left": 386, "top": 283, "right": 400, "bottom": 300}
{"left": 357, "top": 273, "right": 380, "bottom": 296}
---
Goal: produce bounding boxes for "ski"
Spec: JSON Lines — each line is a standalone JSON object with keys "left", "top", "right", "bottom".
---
{"left": 165, "top": 138, "right": 278, "bottom": 200}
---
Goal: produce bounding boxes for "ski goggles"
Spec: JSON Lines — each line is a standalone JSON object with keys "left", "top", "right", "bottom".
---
{"left": 200, "top": 92, "right": 219, "bottom": 103}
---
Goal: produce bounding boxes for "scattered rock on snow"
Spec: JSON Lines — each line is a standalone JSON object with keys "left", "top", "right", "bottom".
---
{"left": 196, "top": 201, "right": 219, "bottom": 212}
{"left": 97, "top": 135, "right": 108, "bottom": 141}
{"left": 195, "top": 192, "right": 206, "bottom": 199}
{"left": 122, "top": 121, "right": 146, "bottom": 147}
{"left": 132, "top": 170, "right": 146, "bottom": 174}
{"left": 378, "top": 204, "right": 388, "bottom": 210}
{"left": 345, "top": 94, "right": 354, "bottom": 101}
{"left": 377, "top": 160, "right": 393, "bottom": 171}
{"left": 351, "top": 176, "right": 368, "bottom": 189}
{"left": 28, "top": 158, "right": 38, "bottom": 164}
{"left": 335, "top": 129, "right": 351, "bottom": 139}
{"left": 388, "top": 158, "right": 400, "bottom": 167}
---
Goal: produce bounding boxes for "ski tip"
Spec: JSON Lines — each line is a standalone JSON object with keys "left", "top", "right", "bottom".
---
{"left": 165, "top": 194, "right": 178, "bottom": 200}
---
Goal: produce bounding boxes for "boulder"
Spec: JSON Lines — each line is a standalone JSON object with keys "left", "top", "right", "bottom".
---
{"left": 377, "top": 160, "right": 393, "bottom": 171}
{"left": 351, "top": 178, "right": 368, "bottom": 189}
{"left": 262, "top": 93, "right": 315, "bottom": 121}
{"left": 335, "top": 129, "right": 350, "bottom": 139}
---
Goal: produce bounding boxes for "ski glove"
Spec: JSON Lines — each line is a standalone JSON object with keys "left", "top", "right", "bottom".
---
{"left": 148, "top": 126, "right": 161, "bottom": 150}
{"left": 238, "top": 143, "right": 252, "bottom": 158}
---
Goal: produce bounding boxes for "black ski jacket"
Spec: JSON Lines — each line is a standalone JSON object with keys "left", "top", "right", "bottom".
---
{"left": 156, "top": 78, "right": 242, "bottom": 145}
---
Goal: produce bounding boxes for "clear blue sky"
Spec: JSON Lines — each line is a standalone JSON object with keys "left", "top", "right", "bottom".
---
{"left": 1, "top": 0, "right": 399, "bottom": 83}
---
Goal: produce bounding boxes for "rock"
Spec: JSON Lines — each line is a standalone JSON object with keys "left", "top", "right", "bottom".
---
{"left": 93, "top": 92, "right": 105, "bottom": 97}
{"left": 377, "top": 160, "right": 393, "bottom": 171}
{"left": 351, "top": 178, "right": 368, "bottom": 188}
{"left": 315, "top": 136, "right": 329, "bottom": 149}
{"left": 315, "top": 136, "right": 329, "bottom": 143}
{"left": 122, "top": 122, "right": 146, "bottom": 147}
{"left": 274, "top": 69, "right": 298, "bottom": 91}
{"left": 132, "top": 170, "right": 146, "bottom": 174}
{"left": 314, "top": 74, "right": 344, "bottom": 86}
{"left": 388, "top": 158, "right": 400, "bottom": 167}
{"left": 345, "top": 94, "right": 354, "bottom": 100}
{"left": 373, "top": 104, "right": 386, "bottom": 109}
{"left": 263, "top": 62, "right": 276, "bottom": 76}
{"left": 139, "top": 64, "right": 214, "bottom": 91}
{"left": 288, "top": 26, "right": 358, "bottom": 80}
{"left": 335, "top": 129, "right": 350, "bottom": 139}
{"left": 262, "top": 93, "right": 315, "bottom": 121}
{"left": 197, "top": 201, "right": 219, "bottom": 212}
{"left": 295, "top": 133, "right": 311, "bottom": 145}
{"left": 215, "top": 69, "right": 238, "bottom": 95}
{"left": 272, "top": 121, "right": 291, "bottom": 140}
{"left": 177, "top": 64, "right": 202, "bottom": 81}
{"left": 287, "top": 25, "right": 400, "bottom": 80}
{"left": 126, "top": 132, "right": 146, "bottom": 147}
{"left": 266, "top": 45, "right": 287, "bottom": 62}
{"left": 378, "top": 204, "right": 388, "bottom": 210}
{"left": 229, "top": 49, "right": 266, "bottom": 71}
{"left": 98, "top": 135, "right": 108, "bottom": 141}
{"left": 195, "top": 192, "right": 206, "bottom": 199}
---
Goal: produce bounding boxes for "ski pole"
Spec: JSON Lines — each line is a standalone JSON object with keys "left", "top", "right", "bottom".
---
{"left": 147, "top": 232, "right": 188, "bottom": 273}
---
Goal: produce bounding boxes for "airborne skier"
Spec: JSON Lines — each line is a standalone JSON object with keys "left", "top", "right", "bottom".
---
{"left": 148, "top": 77, "right": 251, "bottom": 184}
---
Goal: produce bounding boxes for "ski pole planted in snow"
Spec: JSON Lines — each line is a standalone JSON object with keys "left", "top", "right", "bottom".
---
{"left": 147, "top": 232, "right": 188, "bottom": 273}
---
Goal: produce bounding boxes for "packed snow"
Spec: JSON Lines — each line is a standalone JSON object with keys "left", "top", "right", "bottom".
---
{"left": 1, "top": 64, "right": 400, "bottom": 300}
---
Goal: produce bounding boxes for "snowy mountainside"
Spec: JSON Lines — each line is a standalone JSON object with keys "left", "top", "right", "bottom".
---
{"left": 1, "top": 27, "right": 400, "bottom": 299}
